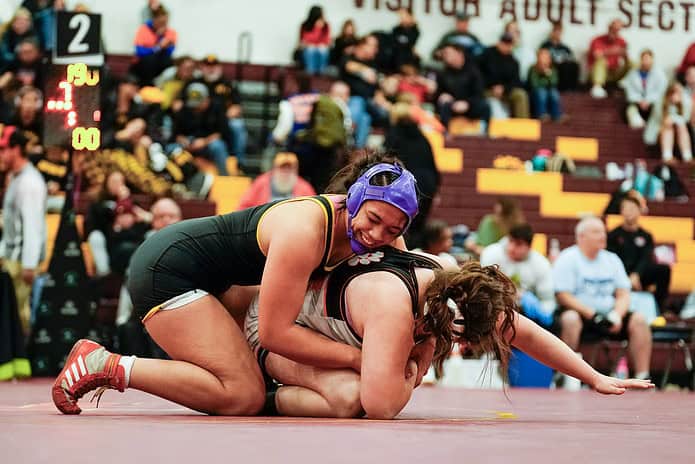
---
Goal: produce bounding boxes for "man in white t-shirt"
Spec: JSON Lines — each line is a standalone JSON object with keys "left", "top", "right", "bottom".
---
{"left": 480, "top": 223, "right": 554, "bottom": 325}
{"left": 552, "top": 216, "right": 651, "bottom": 380}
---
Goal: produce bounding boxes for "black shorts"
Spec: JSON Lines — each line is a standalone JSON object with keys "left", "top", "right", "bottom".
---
{"left": 552, "top": 307, "right": 634, "bottom": 341}
{"left": 127, "top": 235, "right": 207, "bottom": 319}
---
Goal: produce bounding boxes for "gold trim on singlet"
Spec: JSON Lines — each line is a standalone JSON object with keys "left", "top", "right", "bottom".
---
{"left": 255, "top": 196, "right": 336, "bottom": 270}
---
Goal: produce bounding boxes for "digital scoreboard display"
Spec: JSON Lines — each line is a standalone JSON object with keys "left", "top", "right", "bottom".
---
{"left": 43, "top": 63, "right": 101, "bottom": 151}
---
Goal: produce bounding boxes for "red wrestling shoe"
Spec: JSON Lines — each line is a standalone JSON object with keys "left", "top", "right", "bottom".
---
{"left": 52, "top": 339, "right": 126, "bottom": 414}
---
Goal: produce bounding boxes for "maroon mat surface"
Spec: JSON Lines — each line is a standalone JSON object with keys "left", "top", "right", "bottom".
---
{"left": 1, "top": 379, "right": 693, "bottom": 463}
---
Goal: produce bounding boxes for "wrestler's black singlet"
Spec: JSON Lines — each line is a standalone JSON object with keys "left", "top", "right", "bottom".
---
{"left": 322, "top": 247, "right": 443, "bottom": 344}
{"left": 126, "top": 195, "right": 336, "bottom": 317}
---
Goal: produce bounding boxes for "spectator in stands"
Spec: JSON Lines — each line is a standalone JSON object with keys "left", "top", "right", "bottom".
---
{"left": 156, "top": 55, "right": 197, "bottom": 112}
{"left": 419, "top": 219, "right": 457, "bottom": 267}
{"left": 385, "top": 102, "right": 440, "bottom": 247}
{"left": 85, "top": 171, "right": 150, "bottom": 278}
{"left": 0, "top": 38, "right": 46, "bottom": 94}
{"left": 504, "top": 20, "right": 535, "bottom": 85}
{"left": 330, "top": 19, "right": 357, "bottom": 66}
{"left": 173, "top": 82, "right": 231, "bottom": 175}
{"left": 5, "top": 86, "right": 43, "bottom": 155}
{"left": 465, "top": 196, "right": 524, "bottom": 257}
{"left": 132, "top": 5, "right": 177, "bottom": 85}
{"left": 607, "top": 195, "right": 672, "bottom": 311}
{"left": 23, "top": 0, "right": 66, "bottom": 52}
{"left": 620, "top": 49, "right": 667, "bottom": 130}
{"left": 32, "top": 144, "right": 68, "bottom": 213}
{"left": 0, "top": 8, "right": 37, "bottom": 69}
{"left": 271, "top": 76, "right": 319, "bottom": 149}
{"left": 101, "top": 74, "right": 164, "bottom": 149}
{"left": 0, "top": 125, "right": 46, "bottom": 334}
{"left": 432, "top": 11, "right": 483, "bottom": 61}
{"left": 677, "top": 40, "right": 695, "bottom": 82}
{"left": 481, "top": 223, "right": 555, "bottom": 326}
{"left": 540, "top": 21, "right": 579, "bottom": 91}
{"left": 553, "top": 216, "right": 652, "bottom": 382}
{"left": 396, "top": 62, "right": 436, "bottom": 105}
{"left": 528, "top": 48, "right": 563, "bottom": 122}
{"left": 237, "top": 152, "right": 315, "bottom": 210}
{"left": 683, "top": 66, "right": 695, "bottom": 129}
{"left": 644, "top": 82, "right": 693, "bottom": 163}
{"left": 298, "top": 5, "right": 331, "bottom": 75}
{"left": 340, "top": 34, "right": 388, "bottom": 148}
{"left": 435, "top": 44, "right": 490, "bottom": 128}
{"left": 588, "top": 19, "right": 630, "bottom": 99}
{"left": 296, "top": 81, "right": 351, "bottom": 192}
{"left": 479, "top": 34, "right": 529, "bottom": 119}
{"left": 391, "top": 7, "right": 419, "bottom": 69}
{"left": 193, "top": 55, "right": 248, "bottom": 170}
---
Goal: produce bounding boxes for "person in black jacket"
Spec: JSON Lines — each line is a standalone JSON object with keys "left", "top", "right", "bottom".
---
{"left": 539, "top": 22, "right": 580, "bottom": 91}
{"left": 391, "top": 8, "right": 420, "bottom": 70}
{"left": 479, "top": 34, "right": 529, "bottom": 118}
{"left": 385, "top": 102, "right": 440, "bottom": 248}
{"left": 435, "top": 44, "right": 490, "bottom": 128}
{"left": 607, "top": 195, "right": 671, "bottom": 311}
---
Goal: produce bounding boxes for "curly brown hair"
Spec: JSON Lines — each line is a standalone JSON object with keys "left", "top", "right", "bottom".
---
{"left": 418, "top": 260, "right": 518, "bottom": 379}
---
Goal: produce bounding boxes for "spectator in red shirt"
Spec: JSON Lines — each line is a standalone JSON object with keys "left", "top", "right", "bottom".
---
{"left": 588, "top": 19, "right": 630, "bottom": 99}
{"left": 299, "top": 5, "right": 331, "bottom": 75}
{"left": 237, "top": 152, "right": 315, "bottom": 209}
{"left": 677, "top": 42, "right": 695, "bottom": 82}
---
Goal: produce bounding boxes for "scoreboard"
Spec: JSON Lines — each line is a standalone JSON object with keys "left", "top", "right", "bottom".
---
{"left": 43, "top": 11, "right": 103, "bottom": 151}
{"left": 43, "top": 63, "right": 101, "bottom": 150}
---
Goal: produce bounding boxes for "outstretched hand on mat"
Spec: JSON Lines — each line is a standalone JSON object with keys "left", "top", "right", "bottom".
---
{"left": 592, "top": 374, "right": 655, "bottom": 394}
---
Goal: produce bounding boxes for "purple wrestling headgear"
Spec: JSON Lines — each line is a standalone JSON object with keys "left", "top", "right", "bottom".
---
{"left": 346, "top": 163, "right": 419, "bottom": 254}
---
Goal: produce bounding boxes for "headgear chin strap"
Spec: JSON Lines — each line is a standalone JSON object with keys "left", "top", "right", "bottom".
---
{"left": 346, "top": 162, "right": 418, "bottom": 254}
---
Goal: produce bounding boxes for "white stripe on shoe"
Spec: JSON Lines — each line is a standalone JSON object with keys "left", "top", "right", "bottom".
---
{"left": 77, "top": 355, "right": 87, "bottom": 376}
{"left": 71, "top": 363, "right": 80, "bottom": 381}
{"left": 65, "top": 370, "right": 74, "bottom": 387}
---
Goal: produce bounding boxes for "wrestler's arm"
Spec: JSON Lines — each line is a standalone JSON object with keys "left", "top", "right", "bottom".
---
{"left": 509, "top": 313, "right": 654, "bottom": 394}
{"left": 257, "top": 208, "right": 361, "bottom": 371}
{"left": 352, "top": 273, "right": 418, "bottom": 419}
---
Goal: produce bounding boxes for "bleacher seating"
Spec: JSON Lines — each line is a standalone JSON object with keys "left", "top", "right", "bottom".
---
{"left": 430, "top": 92, "right": 695, "bottom": 297}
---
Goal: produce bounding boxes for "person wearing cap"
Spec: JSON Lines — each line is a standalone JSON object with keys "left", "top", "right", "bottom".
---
{"left": 51, "top": 153, "right": 423, "bottom": 416}
{"left": 190, "top": 54, "right": 248, "bottom": 170}
{"left": 0, "top": 125, "right": 47, "bottom": 334}
{"left": 237, "top": 152, "right": 315, "bottom": 210}
{"left": 479, "top": 33, "right": 530, "bottom": 119}
{"left": 172, "top": 81, "right": 231, "bottom": 175}
{"left": 432, "top": 11, "right": 483, "bottom": 61}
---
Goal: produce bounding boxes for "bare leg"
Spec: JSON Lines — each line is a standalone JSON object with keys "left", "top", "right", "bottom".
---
{"left": 676, "top": 123, "right": 693, "bottom": 161}
{"left": 130, "top": 295, "right": 265, "bottom": 415}
{"left": 627, "top": 312, "right": 652, "bottom": 375}
{"left": 661, "top": 123, "right": 675, "bottom": 161}
{"left": 559, "top": 310, "right": 583, "bottom": 351}
{"left": 218, "top": 285, "right": 260, "bottom": 328}
{"left": 265, "top": 352, "right": 363, "bottom": 418}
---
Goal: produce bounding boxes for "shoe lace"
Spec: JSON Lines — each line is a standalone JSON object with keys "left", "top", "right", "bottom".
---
{"left": 71, "top": 374, "right": 115, "bottom": 408}
{"left": 89, "top": 386, "right": 110, "bottom": 409}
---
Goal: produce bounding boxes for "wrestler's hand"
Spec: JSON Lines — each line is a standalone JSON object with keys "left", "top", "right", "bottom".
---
{"left": 591, "top": 373, "right": 654, "bottom": 395}
{"left": 409, "top": 337, "right": 435, "bottom": 387}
